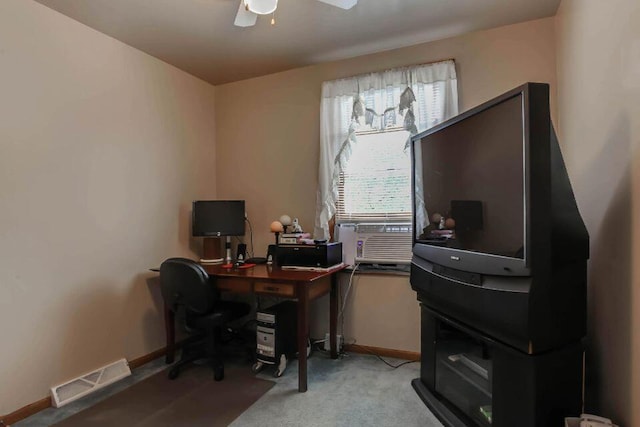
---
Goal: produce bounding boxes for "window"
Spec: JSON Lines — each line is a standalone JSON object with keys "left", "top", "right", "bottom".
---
{"left": 314, "top": 60, "right": 458, "bottom": 242}
{"left": 336, "top": 128, "right": 411, "bottom": 223}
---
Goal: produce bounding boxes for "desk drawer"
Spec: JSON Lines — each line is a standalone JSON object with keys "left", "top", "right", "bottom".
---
{"left": 217, "top": 279, "right": 251, "bottom": 294}
{"left": 254, "top": 281, "right": 295, "bottom": 297}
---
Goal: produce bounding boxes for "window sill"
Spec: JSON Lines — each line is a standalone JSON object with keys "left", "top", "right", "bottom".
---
{"left": 342, "top": 263, "right": 410, "bottom": 276}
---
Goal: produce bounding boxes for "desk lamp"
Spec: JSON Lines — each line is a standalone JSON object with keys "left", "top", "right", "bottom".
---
{"left": 270, "top": 220, "right": 284, "bottom": 245}
{"left": 279, "top": 215, "right": 292, "bottom": 233}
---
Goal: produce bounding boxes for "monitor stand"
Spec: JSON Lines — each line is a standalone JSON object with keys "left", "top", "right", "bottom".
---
{"left": 225, "top": 236, "right": 232, "bottom": 265}
{"left": 202, "top": 237, "right": 224, "bottom": 264}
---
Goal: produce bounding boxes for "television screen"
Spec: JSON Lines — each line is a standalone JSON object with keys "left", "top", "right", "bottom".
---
{"left": 192, "top": 200, "right": 245, "bottom": 237}
{"left": 412, "top": 89, "right": 536, "bottom": 275}
{"left": 413, "top": 93, "right": 525, "bottom": 260}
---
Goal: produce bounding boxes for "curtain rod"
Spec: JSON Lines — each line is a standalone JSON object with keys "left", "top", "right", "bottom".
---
{"left": 365, "top": 57, "right": 456, "bottom": 74}
{"left": 418, "top": 58, "right": 456, "bottom": 66}
{"left": 327, "top": 58, "right": 456, "bottom": 85}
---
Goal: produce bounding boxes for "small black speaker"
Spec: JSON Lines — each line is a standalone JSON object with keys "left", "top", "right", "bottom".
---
{"left": 266, "top": 244, "right": 276, "bottom": 264}
{"left": 236, "top": 243, "right": 247, "bottom": 261}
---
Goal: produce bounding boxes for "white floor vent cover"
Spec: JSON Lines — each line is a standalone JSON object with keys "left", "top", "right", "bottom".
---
{"left": 50, "top": 358, "right": 131, "bottom": 408}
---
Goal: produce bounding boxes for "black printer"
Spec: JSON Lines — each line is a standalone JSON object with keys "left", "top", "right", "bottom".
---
{"left": 275, "top": 242, "right": 342, "bottom": 268}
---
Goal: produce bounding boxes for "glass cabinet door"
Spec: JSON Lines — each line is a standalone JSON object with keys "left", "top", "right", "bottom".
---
{"left": 435, "top": 321, "right": 493, "bottom": 426}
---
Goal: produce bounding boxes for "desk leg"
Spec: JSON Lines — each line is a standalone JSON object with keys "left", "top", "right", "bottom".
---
{"left": 330, "top": 273, "right": 338, "bottom": 359}
{"left": 164, "top": 303, "right": 175, "bottom": 364}
{"left": 297, "top": 288, "right": 309, "bottom": 392}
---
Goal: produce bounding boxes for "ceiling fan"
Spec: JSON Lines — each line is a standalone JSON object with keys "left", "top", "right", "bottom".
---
{"left": 234, "top": 0, "right": 358, "bottom": 27}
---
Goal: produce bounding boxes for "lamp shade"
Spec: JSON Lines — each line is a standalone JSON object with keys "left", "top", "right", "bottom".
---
{"left": 270, "top": 220, "right": 284, "bottom": 233}
{"left": 279, "top": 215, "right": 292, "bottom": 226}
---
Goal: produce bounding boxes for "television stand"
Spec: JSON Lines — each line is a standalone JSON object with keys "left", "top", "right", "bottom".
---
{"left": 415, "top": 305, "right": 583, "bottom": 427}
{"left": 412, "top": 379, "right": 468, "bottom": 427}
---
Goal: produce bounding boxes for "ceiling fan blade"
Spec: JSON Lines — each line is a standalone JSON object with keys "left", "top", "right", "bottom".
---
{"left": 316, "top": 0, "right": 357, "bottom": 10}
{"left": 234, "top": 0, "right": 258, "bottom": 27}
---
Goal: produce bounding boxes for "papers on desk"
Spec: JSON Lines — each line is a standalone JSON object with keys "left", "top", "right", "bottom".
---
{"left": 280, "top": 262, "right": 345, "bottom": 272}
{"left": 200, "top": 258, "right": 224, "bottom": 265}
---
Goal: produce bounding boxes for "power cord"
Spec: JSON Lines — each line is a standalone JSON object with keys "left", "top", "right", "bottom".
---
{"left": 312, "top": 335, "right": 416, "bottom": 368}
{"left": 313, "top": 263, "right": 360, "bottom": 357}
{"left": 335, "top": 264, "right": 418, "bottom": 368}
{"left": 339, "top": 263, "right": 360, "bottom": 339}
{"left": 245, "top": 216, "right": 255, "bottom": 258}
{"left": 310, "top": 337, "right": 349, "bottom": 358}
{"left": 353, "top": 345, "right": 419, "bottom": 369}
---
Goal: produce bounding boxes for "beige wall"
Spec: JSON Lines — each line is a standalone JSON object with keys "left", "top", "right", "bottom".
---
{"left": 0, "top": 4, "right": 567, "bottom": 416}
{"left": 0, "top": 0, "right": 217, "bottom": 414}
{"left": 555, "top": 1, "right": 640, "bottom": 425}
{"left": 215, "top": 18, "right": 558, "bottom": 352}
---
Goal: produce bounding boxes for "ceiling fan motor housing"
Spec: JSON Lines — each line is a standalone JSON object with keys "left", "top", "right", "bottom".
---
{"left": 235, "top": 0, "right": 358, "bottom": 27}
{"left": 244, "top": 0, "right": 278, "bottom": 15}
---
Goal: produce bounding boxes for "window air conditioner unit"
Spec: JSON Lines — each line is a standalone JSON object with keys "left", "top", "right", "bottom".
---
{"left": 337, "top": 223, "right": 413, "bottom": 266}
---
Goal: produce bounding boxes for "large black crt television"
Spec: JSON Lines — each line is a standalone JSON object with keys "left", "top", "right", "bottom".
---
{"left": 192, "top": 200, "right": 246, "bottom": 237}
{"left": 410, "top": 83, "right": 589, "bottom": 353}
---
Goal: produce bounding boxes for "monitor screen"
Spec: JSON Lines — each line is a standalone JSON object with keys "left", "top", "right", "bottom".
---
{"left": 192, "top": 200, "right": 246, "bottom": 237}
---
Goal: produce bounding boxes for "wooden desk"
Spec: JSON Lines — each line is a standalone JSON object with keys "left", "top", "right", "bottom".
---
{"left": 163, "top": 263, "right": 345, "bottom": 392}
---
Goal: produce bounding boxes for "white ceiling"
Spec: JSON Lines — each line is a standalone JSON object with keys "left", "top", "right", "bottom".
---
{"left": 34, "top": 0, "right": 560, "bottom": 85}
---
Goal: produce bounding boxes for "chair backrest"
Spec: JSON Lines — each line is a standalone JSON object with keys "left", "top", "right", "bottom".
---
{"left": 160, "top": 258, "right": 216, "bottom": 315}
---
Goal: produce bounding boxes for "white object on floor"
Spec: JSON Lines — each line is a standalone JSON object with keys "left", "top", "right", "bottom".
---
{"left": 323, "top": 333, "right": 343, "bottom": 353}
{"left": 565, "top": 414, "right": 619, "bottom": 427}
{"left": 50, "top": 358, "right": 131, "bottom": 407}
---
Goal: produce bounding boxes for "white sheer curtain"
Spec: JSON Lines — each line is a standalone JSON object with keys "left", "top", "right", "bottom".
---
{"left": 314, "top": 60, "right": 459, "bottom": 240}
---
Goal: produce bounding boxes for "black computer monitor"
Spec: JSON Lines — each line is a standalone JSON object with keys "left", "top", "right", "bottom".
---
{"left": 192, "top": 200, "right": 246, "bottom": 237}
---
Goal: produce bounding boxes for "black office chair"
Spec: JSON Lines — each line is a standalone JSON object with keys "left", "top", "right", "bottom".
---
{"left": 160, "top": 257, "right": 251, "bottom": 381}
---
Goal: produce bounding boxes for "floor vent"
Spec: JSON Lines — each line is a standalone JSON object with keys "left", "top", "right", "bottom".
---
{"left": 50, "top": 358, "right": 131, "bottom": 408}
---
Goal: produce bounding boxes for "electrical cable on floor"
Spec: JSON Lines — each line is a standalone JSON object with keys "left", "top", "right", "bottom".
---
{"left": 310, "top": 339, "right": 348, "bottom": 357}
{"left": 357, "top": 346, "right": 419, "bottom": 369}
{"left": 311, "top": 339, "right": 327, "bottom": 352}
{"left": 316, "top": 335, "right": 416, "bottom": 367}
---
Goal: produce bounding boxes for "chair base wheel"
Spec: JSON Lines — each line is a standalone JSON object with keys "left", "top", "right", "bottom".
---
{"left": 273, "top": 354, "right": 287, "bottom": 378}
{"left": 252, "top": 361, "right": 265, "bottom": 373}
{"left": 168, "top": 367, "right": 180, "bottom": 380}
{"left": 214, "top": 365, "right": 224, "bottom": 381}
